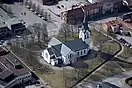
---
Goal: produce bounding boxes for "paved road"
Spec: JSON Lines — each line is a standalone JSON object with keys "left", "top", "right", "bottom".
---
{"left": 103, "top": 70, "right": 132, "bottom": 88}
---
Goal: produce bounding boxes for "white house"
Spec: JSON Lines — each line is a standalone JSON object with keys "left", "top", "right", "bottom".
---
{"left": 41, "top": 22, "right": 90, "bottom": 66}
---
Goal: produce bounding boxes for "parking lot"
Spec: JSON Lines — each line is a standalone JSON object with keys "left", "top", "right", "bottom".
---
{"left": 117, "top": 35, "right": 132, "bottom": 48}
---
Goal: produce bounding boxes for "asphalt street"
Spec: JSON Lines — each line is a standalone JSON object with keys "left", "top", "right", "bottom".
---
{"left": 103, "top": 70, "right": 132, "bottom": 88}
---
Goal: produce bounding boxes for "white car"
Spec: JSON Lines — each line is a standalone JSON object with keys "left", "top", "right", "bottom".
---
{"left": 26, "top": 5, "right": 30, "bottom": 8}
{"left": 38, "top": 14, "right": 41, "bottom": 17}
{"left": 34, "top": 11, "right": 37, "bottom": 14}
{"left": 130, "top": 46, "right": 132, "bottom": 49}
{"left": 30, "top": 8, "right": 33, "bottom": 11}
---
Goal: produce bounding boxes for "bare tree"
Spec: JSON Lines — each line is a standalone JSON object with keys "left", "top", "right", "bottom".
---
{"left": 36, "top": 5, "right": 41, "bottom": 13}
{"left": 2, "top": 4, "right": 7, "bottom": 11}
{"left": 28, "top": 0, "right": 33, "bottom": 8}
{"left": 47, "top": 14, "right": 51, "bottom": 22}
{"left": 24, "top": 0, "right": 29, "bottom": 6}
{"left": 42, "top": 22, "right": 48, "bottom": 41}
{"left": 39, "top": 9, "right": 44, "bottom": 16}
{"left": 44, "top": 11, "right": 48, "bottom": 21}
{"left": 32, "top": 3, "right": 36, "bottom": 10}
{"left": 7, "top": 6, "right": 12, "bottom": 14}
{"left": 59, "top": 23, "right": 71, "bottom": 41}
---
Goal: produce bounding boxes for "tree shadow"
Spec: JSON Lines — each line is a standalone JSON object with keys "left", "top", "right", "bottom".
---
{"left": 71, "top": 61, "right": 89, "bottom": 68}
{"left": 110, "top": 57, "right": 132, "bottom": 64}
{"left": 80, "top": 49, "right": 99, "bottom": 60}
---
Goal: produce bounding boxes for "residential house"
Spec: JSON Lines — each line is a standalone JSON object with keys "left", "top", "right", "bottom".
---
{"left": 122, "top": 0, "right": 132, "bottom": 7}
{"left": 41, "top": 22, "right": 90, "bottom": 66}
{"left": 118, "top": 12, "right": 132, "bottom": 22}
{"left": 82, "top": 2, "right": 103, "bottom": 21}
{"left": 61, "top": 8, "right": 84, "bottom": 25}
{"left": 102, "top": 20, "right": 123, "bottom": 33}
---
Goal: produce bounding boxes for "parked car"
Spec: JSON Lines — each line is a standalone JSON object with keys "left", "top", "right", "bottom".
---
{"left": 26, "top": 5, "right": 30, "bottom": 9}
{"left": 130, "top": 46, "right": 132, "bottom": 49}
{"left": 119, "top": 38, "right": 127, "bottom": 45}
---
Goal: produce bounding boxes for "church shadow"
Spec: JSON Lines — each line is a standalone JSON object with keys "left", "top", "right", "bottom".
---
{"left": 69, "top": 49, "right": 99, "bottom": 68}
{"left": 80, "top": 49, "right": 98, "bottom": 61}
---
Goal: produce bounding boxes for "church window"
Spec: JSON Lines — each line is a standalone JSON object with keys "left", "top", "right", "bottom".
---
{"left": 81, "top": 51, "right": 82, "bottom": 55}
{"left": 45, "top": 53, "right": 48, "bottom": 59}
{"left": 84, "top": 50, "right": 86, "bottom": 54}
{"left": 85, "top": 34, "right": 87, "bottom": 39}
{"left": 77, "top": 52, "right": 79, "bottom": 56}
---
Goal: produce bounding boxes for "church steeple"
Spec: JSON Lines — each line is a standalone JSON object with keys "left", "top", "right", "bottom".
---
{"left": 79, "top": 15, "right": 90, "bottom": 46}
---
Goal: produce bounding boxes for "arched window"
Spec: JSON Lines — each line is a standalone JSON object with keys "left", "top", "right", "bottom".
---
{"left": 84, "top": 50, "right": 86, "bottom": 54}
{"left": 77, "top": 52, "right": 79, "bottom": 56}
{"left": 45, "top": 53, "right": 48, "bottom": 59}
{"left": 81, "top": 51, "right": 82, "bottom": 55}
{"left": 85, "top": 34, "right": 87, "bottom": 39}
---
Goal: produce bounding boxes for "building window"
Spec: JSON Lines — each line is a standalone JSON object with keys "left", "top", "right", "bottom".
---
{"left": 81, "top": 51, "right": 82, "bottom": 55}
{"left": 84, "top": 50, "right": 86, "bottom": 54}
{"left": 77, "top": 52, "right": 79, "bottom": 56}
{"left": 68, "top": 55, "right": 70, "bottom": 59}
{"left": 45, "top": 53, "right": 48, "bottom": 59}
{"left": 85, "top": 34, "right": 87, "bottom": 39}
{"left": 70, "top": 54, "right": 72, "bottom": 58}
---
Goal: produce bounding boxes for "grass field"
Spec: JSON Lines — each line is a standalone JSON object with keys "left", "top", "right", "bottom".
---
{"left": 102, "top": 41, "right": 120, "bottom": 54}
{"left": 118, "top": 46, "right": 132, "bottom": 59}
{"left": 87, "top": 61, "right": 123, "bottom": 81}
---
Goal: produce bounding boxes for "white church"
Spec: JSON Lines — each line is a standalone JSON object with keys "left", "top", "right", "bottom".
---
{"left": 41, "top": 21, "right": 91, "bottom": 66}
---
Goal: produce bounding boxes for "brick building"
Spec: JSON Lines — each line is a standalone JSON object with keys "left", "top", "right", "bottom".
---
{"left": 61, "top": 0, "right": 123, "bottom": 25}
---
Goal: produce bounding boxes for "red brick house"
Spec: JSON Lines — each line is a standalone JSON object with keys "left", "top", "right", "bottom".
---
{"left": 61, "top": 8, "right": 84, "bottom": 25}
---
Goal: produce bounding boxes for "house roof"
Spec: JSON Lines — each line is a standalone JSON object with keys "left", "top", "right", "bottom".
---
{"left": 6, "top": 17, "right": 21, "bottom": 26}
{"left": 48, "top": 37, "right": 62, "bottom": 46}
{"left": 61, "top": 44, "right": 71, "bottom": 57}
{"left": 125, "top": 0, "right": 132, "bottom": 6}
{"left": 105, "top": 20, "right": 121, "bottom": 28}
{"left": 51, "top": 44, "right": 62, "bottom": 57}
{"left": 6, "top": 53, "right": 21, "bottom": 67}
{"left": 82, "top": 2, "right": 103, "bottom": 11}
{"left": 64, "top": 38, "right": 89, "bottom": 51}
{"left": 47, "top": 48, "right": 54, "bottom": 56}
{"left": 47, "top": 38, "right": 89, "bottom": 57}
{"left": 67, "top": 8, "right": 84, "bottom": 17}
{"left": 0, "top": 69, "right": 13, "bottom": 80}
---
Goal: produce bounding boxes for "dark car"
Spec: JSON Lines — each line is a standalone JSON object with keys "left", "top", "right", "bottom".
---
{"left": 119, "top": 38, "right": 129, "bottom": 46}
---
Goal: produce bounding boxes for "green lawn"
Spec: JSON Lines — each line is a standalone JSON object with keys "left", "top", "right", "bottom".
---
{"left": 118, "top": 46, "right": 132, "bottom": 59}
{"left": 102, "top": 41, "right": 120, "bottom": 55}
{"left": 87, "top": 61, "right": 123, "bottom": 81}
